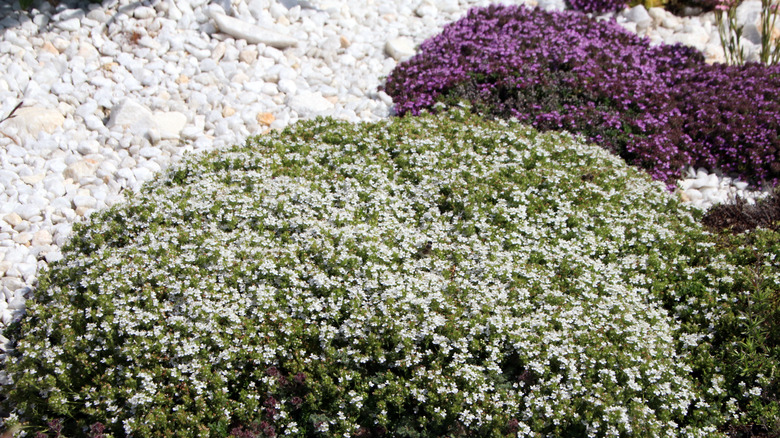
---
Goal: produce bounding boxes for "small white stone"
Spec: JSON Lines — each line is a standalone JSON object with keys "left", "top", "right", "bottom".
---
{"left": 45, "top": 250, "right": 63, "bottom": 264}
{"left": 153, "top": 111, "right": 188, "bottom": 139}
{"left": 142, "top": 160, "right": 162, "bottom": 174}
{"left": 77, "top": 140, "right": 101, "bottom": 156}
{"left": 677, "top": 179, "right": 693, "bottom": 191}
{"left": 625, "top": 5, "right": 652, "bottom": 27}
{"left": 14, "top": 205, "right": 40, "bottom": 221}
{"left": 139, "top": 146, "right": 162, "bottom": 159}
{"left": 239, "top": 48, "right": 258, "bottom": 64}
{"left": 669, "top": 27, "right": 710, "bottom": 50}
{"left": 31, "top": 229, "right": 53, "bottom": 246}
{"left": 55, "top": 18, "right": 81, "bottom": 32}
{"left": 13, "top": 232, "right": 32, "bottom": 245}
{"left": 2, "top": 213, "right": 22, "bottom": 228}
{"left": 107, "top": 99, "right": 156, "bottom": 134}
{"left": 648, "top": 7, "right": 667, "bottom": 22}
{"left": 86, "top": 8, "right": 108, "bottom": 22}
{"left": 662, "top": 16, "right": 682, "bottom": 29}
{"left": 64, "top": 160, "right": 100, "bottom": 180}
{"left": 278, "top": 78, "right": 297, "bottom": 94}
{"left": 734, "top": 181, "right": 749, "bottom": 190}
{"left": 684, "top": 188, "right": 704, "bottom": 201}
{"left": 211, "top": 42, "right": 227, "bottom": 61}
{"left": 20, "top": 174, "right": 45, "bottom": 185}
{"left": 13, "top": 220, "right": 30, "bottom": 233}
{"left": 75, "top": 207, "right": 94, "bottom": 217}
{"left": 415, "top": 0, "right": 438, "bottom": 17}
{"left": 537, "top": 0, "right": 566, "bottom": 11}
{"left": 146, "top": 128, "right": 162, "bottom": 145}
{"left": 287, "top": 91, "right": 335, "bottom": 117}
{"left": 2, "top": 107, "right": 65, "bottom": 139}
{"left": 437, "top": 0, "right": 460, "bottom": 13}
{"left": 83, "top": 114, "right": 105, "bottom": 131}
{"left": 700, "top": 187, "right": 720, "bottom": 199}
{"left": 385, "top": 37, "right": 416, "bottom": 61}
{"left": 619, "top": 21, "right": 637, "bottom": 34}
{"left": 44, "top": 177, "right": 66, "bottom": 197}
{"left": 1, "top": 309, "right": 12, "bottom": 326}
{"left": 133, "top": 167, "right": 154, "bottom": 182}
{"left": 691, "top": 176, "right": 708, "bottom": 189}
{"left": 209, "top": 11, "right": 298, "bottom": 49}
{"left": 73, "top": 195, "right": 97, "bottom": 209}
{"left": 134, "top": 6, "right": 157, "bottom": 19}
{"left": 7, "top": 293, "right": 27, "bottom": 310}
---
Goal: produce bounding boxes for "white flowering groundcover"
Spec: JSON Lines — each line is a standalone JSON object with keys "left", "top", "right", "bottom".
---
{"left": 2, "top": 109, "right": 778, "bottom": 437}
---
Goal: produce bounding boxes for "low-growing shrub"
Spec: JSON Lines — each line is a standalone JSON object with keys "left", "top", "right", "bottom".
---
{"left": 382, "top": 4, "right": 780, "bottom": 190}
{"left": 3, "top": 109, "right": 779, "bottom": 436}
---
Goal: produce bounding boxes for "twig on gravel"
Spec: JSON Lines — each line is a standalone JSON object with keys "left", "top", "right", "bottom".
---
{"left": 0, "top": 101, "right": 24, "bottom": 145}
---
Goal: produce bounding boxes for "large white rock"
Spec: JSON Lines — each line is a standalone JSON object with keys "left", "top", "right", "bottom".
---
{"left": 287, "top": 91, "right": 335, "bottom": 117}
{"left": 385, "top": 37, "right": 416, "bottom": 61}
{"left": 2, "top": 107, "right": 65, "bottom": 139}
{"left": 209, "top": 11, "right": 298, "bottom": 49}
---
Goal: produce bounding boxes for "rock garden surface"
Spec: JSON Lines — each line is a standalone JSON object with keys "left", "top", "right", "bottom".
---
{"left": 0, "top": 0, "right": 778, "bottom": 436}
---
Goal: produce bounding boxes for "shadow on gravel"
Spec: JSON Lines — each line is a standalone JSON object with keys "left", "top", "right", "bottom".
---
{"left": 0, "top": 0, "right": 147, "bottom": 31}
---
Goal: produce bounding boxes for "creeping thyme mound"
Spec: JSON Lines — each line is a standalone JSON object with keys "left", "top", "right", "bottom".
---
{"left": 383, "top": 4, "right": 780, "bottom": 189}
{"left": 6, "top": 110, "right": 776, "bottom": 436}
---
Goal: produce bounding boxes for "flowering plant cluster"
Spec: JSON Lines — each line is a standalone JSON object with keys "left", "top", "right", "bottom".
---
{"left": 3, "top": 109, "right": 778, "bottom": 436}
{"left": 566, "top": 0, "right": 628, "bottom": 14}
{"left": 383, "top": 4, "right": 780, "bottom": 189}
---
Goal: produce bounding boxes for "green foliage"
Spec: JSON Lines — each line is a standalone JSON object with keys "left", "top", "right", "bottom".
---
{"left": 2, "top": 109, "right": 778, "bottom": 436}
{"left": 716, "top": 0, "right": 780, "bottom": 66}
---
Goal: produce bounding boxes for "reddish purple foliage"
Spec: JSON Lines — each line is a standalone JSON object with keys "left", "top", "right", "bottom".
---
{"left": 383, "top": 4, "right": 780, "bottom": 189}
{"left": 229, "top": 421, "right": 276, "bottom": 438}
{"left": 567, "top": 0, "right": 627, "bottom": 13}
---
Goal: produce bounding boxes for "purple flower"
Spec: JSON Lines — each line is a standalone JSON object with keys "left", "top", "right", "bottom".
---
{"left": 383, "top": 5, "right": 780, "bottom": 189}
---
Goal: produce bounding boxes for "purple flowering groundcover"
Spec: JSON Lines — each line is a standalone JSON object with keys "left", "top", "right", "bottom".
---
{"left": 383, "top": 4, "right": 780, "bottom": 190}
